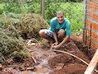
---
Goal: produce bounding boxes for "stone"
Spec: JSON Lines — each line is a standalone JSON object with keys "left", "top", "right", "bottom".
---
{"left": 26, "top": 67, "right": 35, "bottom": 71}
{"left": 0, "top": 64, "right": 3, "bottom": 71}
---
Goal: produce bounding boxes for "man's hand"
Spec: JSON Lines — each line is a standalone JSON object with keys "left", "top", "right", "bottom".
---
{"left": 51, "top": 44, "right": 60, "bottom": 49}
{"left": 52, "top": 42, "right": 58, "bottom": 46}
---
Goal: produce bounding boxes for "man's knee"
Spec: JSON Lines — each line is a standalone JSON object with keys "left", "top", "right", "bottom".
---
{"left": 58, "top": 29, "right": 65, "bottom": 38}
{"left": 39, "top": 30, "right": 47, "bottom": 37}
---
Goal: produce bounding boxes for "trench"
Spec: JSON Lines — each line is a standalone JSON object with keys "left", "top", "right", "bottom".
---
{"left": 18, "top": 36, "right": 98, "bottom": 74}
{"left": 19, "top": 44, "right": 57, "bottom": 74}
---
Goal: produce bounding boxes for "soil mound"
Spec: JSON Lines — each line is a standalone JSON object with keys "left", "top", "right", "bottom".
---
{"left": 15, "top": 13, "right": 49, "bottom": 39}
{"left": 48, "top": 35, "right": 98, "bottom": 74}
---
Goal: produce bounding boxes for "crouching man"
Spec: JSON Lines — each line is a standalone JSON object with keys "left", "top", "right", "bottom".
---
{"left": 39, "top": 10, "right": 71, "bottom": 49}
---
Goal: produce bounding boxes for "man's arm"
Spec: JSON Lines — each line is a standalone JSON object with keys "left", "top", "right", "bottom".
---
{"left": 58, "top": 36, "right": 70, "bottom": 47}
{"left": 52, "top": 36, "right": 70, "bottom": 49}
{"left": 52, "top": 31, "right": 58, "bottom": 44}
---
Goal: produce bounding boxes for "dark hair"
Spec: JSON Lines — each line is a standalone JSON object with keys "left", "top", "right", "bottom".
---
{"left": 56, "top": 10, "right": 64, "bottom": 16}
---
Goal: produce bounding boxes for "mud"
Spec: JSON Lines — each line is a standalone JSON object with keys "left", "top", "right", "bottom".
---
{"left": 0, "top": 34, "right": 98, "bottom": 74}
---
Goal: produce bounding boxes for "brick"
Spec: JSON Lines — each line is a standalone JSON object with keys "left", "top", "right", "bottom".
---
{"left": 92, "top": 23, "right": 95, "bottom": 31}
{"left": 95, "top": 23, "right": 98, "bottom": 31}
{"left": 91, "top": 31, "right": 94, "bottom": 40}
{"left": 86, "top": 28, "right": 91, "bottom": 37}
{"left": 87, "top": 11, "right": 95, "bottom": 19}
{"left": 86, "top": 20, "right": 92, "bottom": 28}
{"left": 87, "top": 2, "right": 92, "bottom": 10}
{"left": 91, "top": 31, "right": 98, "bottom": 42}
{"left": 96, "top": 38, "right": 98, "bottom": 42}
{"left": 87, "top": 2, "right": 97, "bottom": 11}
{"left": 92, "top": 23, "right": 98, "bottom": 32}
{"left": 90, "top": 0, "right": 97, "bottom": 2}
{"left": 87, "top": 37, "right": 91, "bottom": 45}
{"left": 89, "top": 11, "right": 93, "bottom": 19}
{"left": 91, "top": 41, "right": 96, "bottom": 49}
{"left": 91, "top": 41, "right": 98, "bottom": 49}
{"left": 87, "top": 11, "right": 90, "bottom": 18}
{"left": 96, "top": 4, "right": 98, "bottom": 11}
{"left": 91, "top": 3, "right": 97, "bottom": 11}
{"left": 92, "top": 12, "right": 96, "bottom": 20}
{"left": 96, "top": 15, "right": 98, "bottom": 22}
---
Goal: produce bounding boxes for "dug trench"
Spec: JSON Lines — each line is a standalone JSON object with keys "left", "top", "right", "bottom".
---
{"left": 0, "top": 34, "right": 98, "bottom": 74}
{"left": 20, "top": 34, "right": 98, "bottom": 74}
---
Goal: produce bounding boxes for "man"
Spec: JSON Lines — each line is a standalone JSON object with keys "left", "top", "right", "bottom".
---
{"left": 39, "top": 10, "right": 71, "bottom": 49}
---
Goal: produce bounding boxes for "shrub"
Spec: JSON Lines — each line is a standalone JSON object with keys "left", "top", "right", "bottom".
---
{"left": 0, "top": 27, "right": 28, "bottom": 64}
{"left": 15, "top": 13, "right": 49, "bottom": 39}
{"left": 0, "top": 13, "right": 30, "bottom": 64}
{"left": 45, "top": 2, "right": 84, "bottom": 34}
{"left": 0, "top": 9, "right": 4, "bottom": 14}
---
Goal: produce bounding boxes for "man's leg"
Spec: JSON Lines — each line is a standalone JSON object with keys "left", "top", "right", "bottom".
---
{"left": 39, "top": 29, "right": 54, "bottom": 46}
{"left": 58, "top": 29, "right": 65, "bottom": 41}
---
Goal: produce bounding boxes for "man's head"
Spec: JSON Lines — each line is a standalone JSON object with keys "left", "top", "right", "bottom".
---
{"left": 56, "top": 10, "right": 65, "bottom": 24}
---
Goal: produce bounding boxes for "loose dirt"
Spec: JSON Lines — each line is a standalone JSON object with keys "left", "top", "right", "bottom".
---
{"left": 0, "top": 34, "right": 98, "bottom": 74}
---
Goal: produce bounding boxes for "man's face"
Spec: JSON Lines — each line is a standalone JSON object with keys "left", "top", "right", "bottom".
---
{"left": 56, "top": 13, "right": 65, "bottom": 24}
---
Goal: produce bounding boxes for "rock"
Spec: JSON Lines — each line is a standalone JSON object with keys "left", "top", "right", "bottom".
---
{"left": 0, "top": 64, "right": 3, "bottom": 71}
{"left": 26, "top": 67, "right": 35, "bottom": 71}
{"left": 55, "top": 63, "right": 64, "bottom": 70}
{"left": 8, "top": 59, "right": 14, "bottom": 64}
{"left": 19, "top": 66, "right": 26, "bottom": 71}
{"left": 27, "top": 38, "right": 38, "bottom": 46}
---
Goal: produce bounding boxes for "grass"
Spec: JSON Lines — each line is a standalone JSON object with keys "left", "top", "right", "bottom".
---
{"left": 45, "top": 2, "right": 84, "bottom": 34}
{"left": 0, "top": 2, "right": 84, "bottom": 34}
{"left": 61, "top": 2, "right": 84, "bottom": 34}
{"left": 0, "top": 3, "right": 5, "bottom": 14}
{"left": 0, "top": 3, "right": 5, "bottom": 9}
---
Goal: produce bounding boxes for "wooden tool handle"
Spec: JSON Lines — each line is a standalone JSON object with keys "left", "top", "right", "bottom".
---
{"left": 84, "top": 49, "right": 98, "bottom": 74}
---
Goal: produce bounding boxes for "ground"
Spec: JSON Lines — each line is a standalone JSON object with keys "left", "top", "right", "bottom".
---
{"left": 0, "top": 34, "right": 98, "bottom": 74}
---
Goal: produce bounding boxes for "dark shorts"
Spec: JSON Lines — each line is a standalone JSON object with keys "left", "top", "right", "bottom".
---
{"left": 46, "top": 30, "right": 66, "bottom": 39}
{"left": 46, "top": 30, "right": 55, "bottom": 39}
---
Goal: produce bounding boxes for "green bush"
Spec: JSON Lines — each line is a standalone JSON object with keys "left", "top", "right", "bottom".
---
{"left": 45, "top": 2, "right": 84, "bottom": 34}
{"left": 0, "top": 14, "right": 29, "bottom": 63}
{"left": 0, "top": 9, "right": 4, "bottom": 14}
{"left": 45, "top": 3, "right": 61, "bottom": 23}
{"left": 4, "top": 0, "right": 23, "bottom": 14}
{"left": 0, "top": 27, "right": 28, "bottom": 64}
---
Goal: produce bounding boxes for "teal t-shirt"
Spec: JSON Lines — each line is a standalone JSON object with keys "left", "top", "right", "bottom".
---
{"left": 49, "top": 17, "right": 71, "bottom": 36}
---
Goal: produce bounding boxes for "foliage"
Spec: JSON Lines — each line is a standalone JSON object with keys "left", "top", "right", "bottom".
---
{"left": 0, "top": 27, "right": 28, "bottom": 64}
{"left": 1, "top": 1, "right": 84, "bottom": 34}
{"left": 3, "top": 0, "right": 41, "bottom": 14}
{"left": 45, "top": 2, "right": 84, "bottom": 34}
{"left": 61, "top": 2, "right": 84, "bottom": 33}
{"left": 4, "top": 0, "right": 22, "bottom": 14}
{"left": 14, "top": 13, "right": 49, "bottom": 39}
{"left": 0, "top": 12, "right": 49, "bottom": 63}
{"left": 0, "top": 3, "right": 5, "bottom": 14}
{"left": 45, "top": 3, "right": 61, "bottom": 23}
{"left": 0, "top": 12, "right": 49, "bottom": 39}
{"left": 0, "top": 13, "right": 30, "bottom": 64}
{"left": 26, "top": 2, "right": 40, "bottom": 14}
{"left": 0, "top": 9, "right": 4, "bottom": 14}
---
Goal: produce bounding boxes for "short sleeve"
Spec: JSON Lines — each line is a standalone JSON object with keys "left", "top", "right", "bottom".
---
{"left": 66, "top": 21, "right": 71, "bottom": 36}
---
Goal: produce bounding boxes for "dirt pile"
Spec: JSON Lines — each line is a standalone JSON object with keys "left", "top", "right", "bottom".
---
{"left": 0, "top": 13, "right": 49, "bottom": 39}
{"left": 0, "top": 28, "right": 29, "bottom": 64}
{"left": 14, "top": 13, "right": 49, "bottom": 39}
{"left": 48, "top": 35, "right": 97, "bottom": 74}
{"left": 0, "top": 33, "right": 98, "bottom": 74}
{"left": 0, "top": 13, "right": 49, "bottom": 64}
